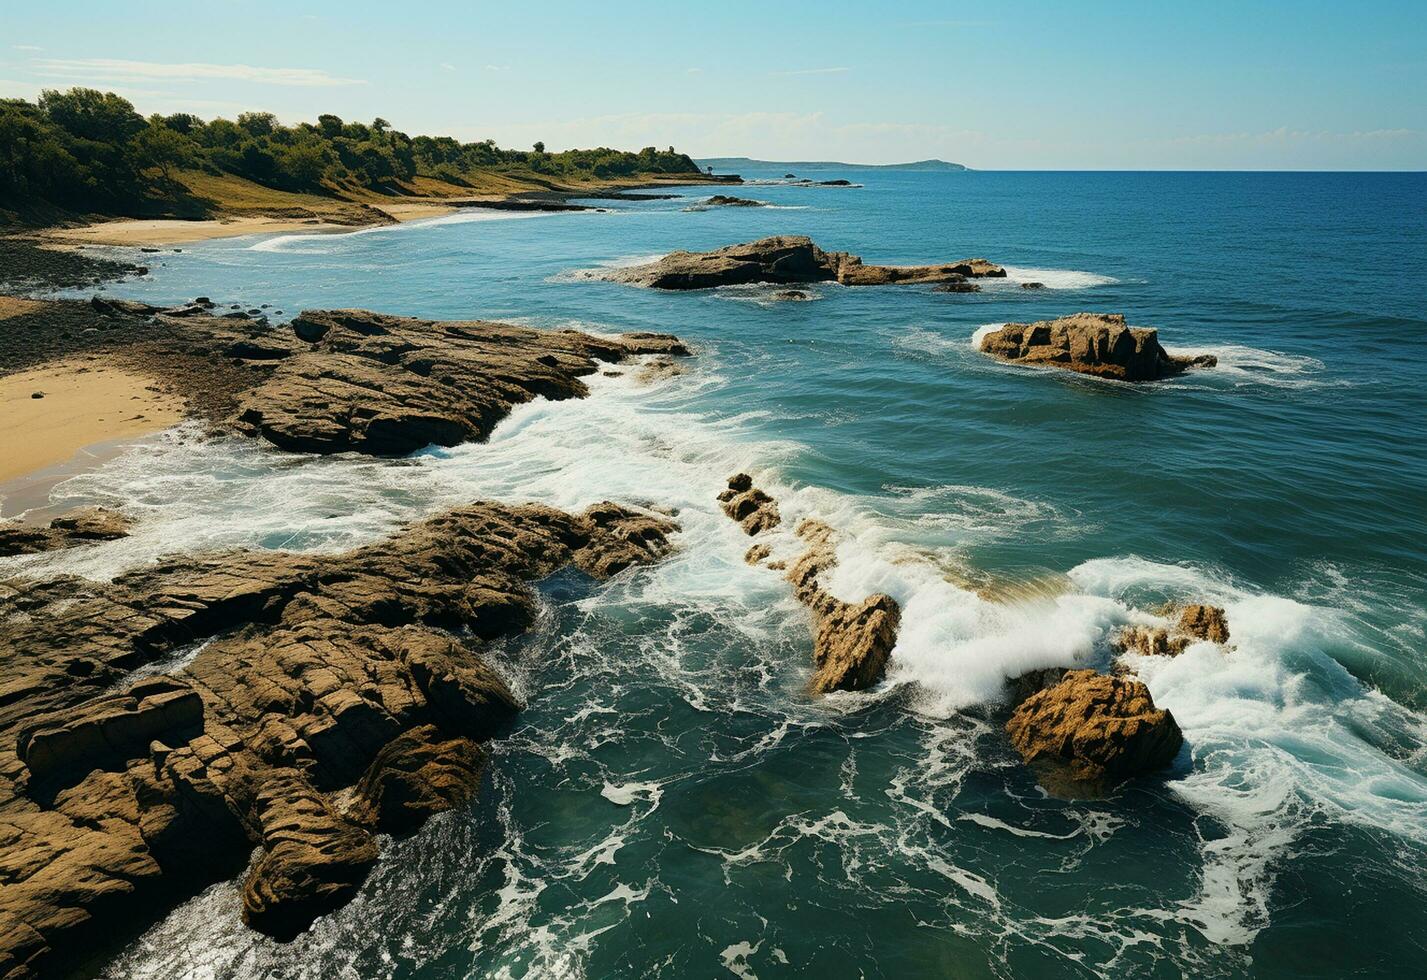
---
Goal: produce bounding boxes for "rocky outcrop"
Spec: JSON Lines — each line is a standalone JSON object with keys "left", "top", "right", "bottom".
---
{"left": 13, "top": 300, "right": 688, "bottom": 458}
{"left": 772, "top": 290, "right": 812, "bottom": 301}
{"left": 722, "top": 476, "right": 899, "bottom": 694}
{"left": 233, "top": 309, "right": 689, "bottom": 456}
{"left": 978, "top": 313, "right": 1216, "bottom": 381}
{"left": 349, "top": 726, "right": 486, "bottom": 834}
{"left": 596, "top": 236, "right": 1004, "bottom": 290}
{"left": 0, "top": 507, "right": 132, "bottom": 557}
{"left": 684, "top": 195, "right": 767, "bottom": 211}
{"left": 1005, "top": 669, "right": 1183, "bottom": 794}
{"left": 718, "top": 472, "right": 781, "bottom": 535}
{"left": 0, "top": 500, "right": 677, "bottom": 976}
{"left": 783, "top": 519, "right": 899, "bottom": 694}
{"left": 1117, "top": 604, "right": 1230, "bottom": 658}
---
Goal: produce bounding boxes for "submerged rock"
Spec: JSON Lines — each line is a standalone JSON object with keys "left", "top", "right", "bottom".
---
{"left": 685, "top": 195, "right": 767, "bottom": 210}
{"left": 0, "top": 500, "right": 677, "bottom": 973}
{"left": 772, "top": 289, "right": 812, "bottom": 301}
{"left": 932, "top": 276, "right": 981, "bottom": 294}
{"left": 1005, "top": 669, "right": 1183, "bottom": 794}
{"left": 596, "top": 236, "right": 1004, "bottom": 290}
{"left": 978, "top": 313, "right": 1216, "bottom": 381}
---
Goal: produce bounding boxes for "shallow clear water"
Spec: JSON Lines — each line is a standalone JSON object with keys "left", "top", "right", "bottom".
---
{"left": 23, "top": 169, "right": 1427, "bottom": 977}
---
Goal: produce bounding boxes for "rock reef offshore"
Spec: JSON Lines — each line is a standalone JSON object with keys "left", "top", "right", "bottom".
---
{"left": 979, "top": 313, "right": 1216, "bottom": 382}
{"left": 593, "top": 236, "right": 1005, "bottom": 290}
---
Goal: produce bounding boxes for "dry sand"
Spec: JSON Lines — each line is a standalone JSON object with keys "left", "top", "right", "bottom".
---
{"left": 0, "top": 357, "right": 186, "bottom": 482}
{"left": 40, "top": 216, "right": 359, "bottom": 247}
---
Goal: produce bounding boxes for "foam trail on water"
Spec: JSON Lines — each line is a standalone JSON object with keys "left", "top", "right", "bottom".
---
{"left": 248, "top": 209, "right": 555, "bottom": 253}
{"left": 1071, "top": 558, "right": 1427, "bottom": 944}
{"left": 1001, "top": 265, "right": 1118, "bottom": 289}
{"left": 12, "top": 342, "right": 1427, "bottom": 957}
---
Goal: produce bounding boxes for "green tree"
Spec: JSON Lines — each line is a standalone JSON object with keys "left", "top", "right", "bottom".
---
{"left": 132, "top": 123, "right": 194, "bottom": 183}
{"left": 38, "top": 88, "right": 143, "bottom": 143}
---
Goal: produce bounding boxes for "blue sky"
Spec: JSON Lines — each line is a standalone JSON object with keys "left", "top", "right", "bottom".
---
{"left": 3, "top": 0, "right": 1424, "bottom": 169}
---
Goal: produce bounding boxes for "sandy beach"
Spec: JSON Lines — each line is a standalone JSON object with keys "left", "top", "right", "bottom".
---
{"left": 39, "top": 216, "right": 363, "bottom": 248}
{"left": 0, "top": 356, "right": 186, "bottom": 482}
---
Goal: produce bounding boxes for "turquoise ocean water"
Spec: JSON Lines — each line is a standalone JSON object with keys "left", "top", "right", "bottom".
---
{"left": 18, "top": 167, "right": 1427, "bottom": 977}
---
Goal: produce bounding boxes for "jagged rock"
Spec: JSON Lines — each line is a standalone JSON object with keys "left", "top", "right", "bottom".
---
{"left": 597, "top": 236, "right": 1004, "bottom": 290}
{"left": 0, "top": 507, "right": 132, "bottom": 557}
{"left": 718, "top": 474, "right": 780, "bottom": 535}
{"left": 979, "top": 313, "right": 1216, "bottom": 381}
{"left": 1020, "top": 281, "right": 1045, "bottom": 290}
{"left": 1117, "top": 603, "right": 1230, "bottom": 658}
{"left": 350, "top": 725, "right": 486, "bottom": 834}
{"left": 772, "top": 290, "right": 811, "bottom": 301}
{"left": 17, "top": 677, "right": 202, "bottom": 784}
{"left": 241, "top": 771, "right": 378, "bottom": 940}
{"left": 0, "top": 500, "right": 678, "bottom": 975}
{"left": 1005, "top": 669, "right": 1183, "bottom": 794}
{"left": 719, "top": 479, "right": 899, "bottom": 694}
{"left": 235, "top": 309, "right": 689, "bottom": 456}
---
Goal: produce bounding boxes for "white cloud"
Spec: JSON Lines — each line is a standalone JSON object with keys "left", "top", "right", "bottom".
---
{"left": 12, "top": 44, "right": 43, "bottom": 52}
{"left": 440, "top": 63, "right": 457, "bottom": 72}
{"left": 771, "top": 66, "right": 850, "bottom": 76}
{"left": 686, "top": 68, "right": 703, "bottom": 74}
{"left": 30, "top": 58, "right": 365, "bottom": 87}
{"left": 484, "top": 64, "right": 510, "bottom": 72}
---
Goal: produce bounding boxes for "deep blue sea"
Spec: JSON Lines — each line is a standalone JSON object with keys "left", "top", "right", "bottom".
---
{"left": 19, "top": 167, "right": 1427, "bottom": 978}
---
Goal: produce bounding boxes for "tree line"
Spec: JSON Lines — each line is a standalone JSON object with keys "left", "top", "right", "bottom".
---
{"left": 0, "top": 87, "right": 701, "bottom": 214}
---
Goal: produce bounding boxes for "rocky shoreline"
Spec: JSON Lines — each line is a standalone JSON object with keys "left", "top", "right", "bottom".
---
{"left": 0, "top": 198, "right": 1232, "bottom": 974}
{"left": 0, "top": 500, "right": 678, "bottom": 974}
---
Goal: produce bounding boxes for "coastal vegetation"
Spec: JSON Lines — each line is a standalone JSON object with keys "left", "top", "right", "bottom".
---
{"left": 0, "top": 87, "right": 703, "bottom": 223}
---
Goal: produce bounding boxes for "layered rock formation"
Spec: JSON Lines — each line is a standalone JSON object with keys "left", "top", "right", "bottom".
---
{"left": 1005, "top": 669, "right": 1183, "bottom": 794}
{"left": 1118, "top": 603, "right": 1230, "bottom": 658}
{"left": 0, "top": 507, "right": 132, "bottom": 557}
{"left": 0, "top": 501, "right": 677, "bottom": 976}
{"left": 70, "top": 300, "right": 688, "bottom": 456}
{"left": 720, "top": 475, "right": 899, "bottom": 694}
{"left": 596, "top": 236, "right": 1005, "bottom": 290}
{"left": 978, "top": 313, "right": 1216, "bottom": 381}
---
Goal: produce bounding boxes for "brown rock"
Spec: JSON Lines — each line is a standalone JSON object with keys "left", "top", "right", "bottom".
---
{"left": 0, "top": 500, "right": 678, "bottom": 975}
{"left": 1116, "top": 603, "right": 1230, "bottom": 658}
{"left": 718, "top": 475, "right": 781, "bottom": 536}
{"left": 719, "top": 483, "right": 899, "bottom": 694}
{"left": 350, "top": 725, "right": 486, "bottom": 834}
{"left": 979, "top": 313, "right": 1216, "bottom": 381}
{"left": 235, "top": 309, "right": 689, "bottom": 456}
{"left": 241, "top": 771, "right": 378, "bottom": 940}
{"left": 1178, "top": 604, "right": 1229, "bottom": 645}
{"left": 1005, "top": 669, "right": 1183, "bottom": 794}
{"left": 598, "top": 236, "right": 1004, "bottom": 290}
{"left": 0, "top": 507, "right": 132, "bottom": 557}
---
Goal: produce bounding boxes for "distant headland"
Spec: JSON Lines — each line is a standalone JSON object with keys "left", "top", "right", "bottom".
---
{"left": 698, "top": 157, "right": 969, "bottom": 172}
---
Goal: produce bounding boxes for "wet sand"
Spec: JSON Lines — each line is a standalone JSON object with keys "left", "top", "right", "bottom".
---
{"left": 0, "top": 357, "right": 186, "bottom": 483}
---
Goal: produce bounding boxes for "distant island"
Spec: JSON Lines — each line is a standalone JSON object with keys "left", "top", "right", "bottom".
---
{"left": 698, "top": 157, "right": 968, "bottom": 172}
